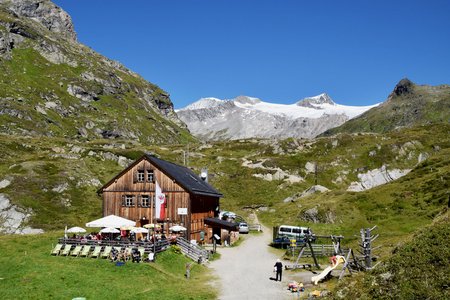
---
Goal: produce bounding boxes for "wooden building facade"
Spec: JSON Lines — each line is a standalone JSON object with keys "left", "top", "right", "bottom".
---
{"left": 97, "top": 154, "right": 223, "bottom": 242}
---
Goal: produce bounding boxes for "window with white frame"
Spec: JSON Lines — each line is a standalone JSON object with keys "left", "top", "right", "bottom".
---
{"left": 137, "top": 170, "right": 145, "bottom": 182}
{"left": 124, "top": 195, "right": 134, "bottom": 207}
{"left": 141, "top": 195, "right": 150, "bottom": 207}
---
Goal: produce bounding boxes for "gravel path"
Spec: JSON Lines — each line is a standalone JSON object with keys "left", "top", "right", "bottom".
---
{"left": 209, "top": 226, "right": 283, "bottom": 299}
{"left": 208, "top": 222, "right": 313, "bottom": 300}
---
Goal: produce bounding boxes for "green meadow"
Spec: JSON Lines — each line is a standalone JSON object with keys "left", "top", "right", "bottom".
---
{"left": 0, "top": 232, "right": 215, "bottom": 300}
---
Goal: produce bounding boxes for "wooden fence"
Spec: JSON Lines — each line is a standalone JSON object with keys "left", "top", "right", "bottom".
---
{"left": 248, "top": 224, "right": 262, "bottom": 231}
{"left": 289, "top": 244, "right": 349, "bottom": 257}
{"left": 176, "top": 237, "right": 210, "bottom": 263}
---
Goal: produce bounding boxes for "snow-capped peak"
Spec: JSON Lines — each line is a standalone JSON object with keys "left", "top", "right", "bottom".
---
{"left": 296, "top": 93, "right": 335, "bottom": 108}
{"left": 182, "top": 97, "right": 224, "bottom": 110}
{"left": 179, "top": 94, "right": 379, "bottom": 120}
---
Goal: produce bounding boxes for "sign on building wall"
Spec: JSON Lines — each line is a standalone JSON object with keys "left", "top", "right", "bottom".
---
{"left": 178, "top": 208, "right": 188, "bottom": 215}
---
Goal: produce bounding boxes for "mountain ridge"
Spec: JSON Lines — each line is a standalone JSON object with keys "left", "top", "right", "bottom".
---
{"left": 322, "top": 78, "right": 450, "bottom": 136}
{"left": 0, "top": 0, "right": 192, "bottom": 144}
{"left": 177, "top": 94, "right": 378, "bottom": 140}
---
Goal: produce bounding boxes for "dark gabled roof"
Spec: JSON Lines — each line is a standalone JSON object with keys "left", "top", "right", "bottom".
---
{"left": 98, "top": 154, "right": 223, "bottom": 198}
{"left": 204, "top": 217, "right": 239, "bottom": 231}
{"left": 145, "top": 155, "right": 223, "bottom": 198}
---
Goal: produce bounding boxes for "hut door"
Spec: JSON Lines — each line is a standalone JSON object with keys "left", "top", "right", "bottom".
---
{"left": 139, "top": 217, "right": 149, "bottom": 227}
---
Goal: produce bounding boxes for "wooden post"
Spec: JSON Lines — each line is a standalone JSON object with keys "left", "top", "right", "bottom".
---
{"left": 339, "top": 249, "right": 353, "bottom": 280}
{"left": 185, "top": 262, "right": 192, "bottom": 279}
{"left": 293, "top": 245, "right": 306, "bottom": 266}
{"left": 307, "top": 240, "right": 320, "bottom": 269}
{"left": 364, "top": 228, "right": 372, "bottom": 269}
{"left": 359, "top": 226, "right": 378, "bottom": 270}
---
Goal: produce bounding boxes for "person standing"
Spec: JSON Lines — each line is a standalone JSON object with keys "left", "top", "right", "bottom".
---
{"left": 274, "top": 259, "right": 283, "bottom": 281}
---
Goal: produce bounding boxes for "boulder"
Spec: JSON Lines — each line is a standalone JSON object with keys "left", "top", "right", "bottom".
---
{"left": 299, "top": 185, "right": 330, "bottom": 198}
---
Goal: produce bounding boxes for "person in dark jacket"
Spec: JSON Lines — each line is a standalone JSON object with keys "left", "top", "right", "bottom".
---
{"left": 274, "top": 259, "right": 283, "bottom": 281}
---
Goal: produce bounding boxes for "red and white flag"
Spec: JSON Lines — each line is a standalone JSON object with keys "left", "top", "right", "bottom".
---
{"left": 155, "top": 180, "right": 166, "bottom": 220}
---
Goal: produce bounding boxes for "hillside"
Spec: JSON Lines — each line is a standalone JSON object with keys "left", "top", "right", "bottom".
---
{"left": 0, "top": 0, "right": 192, "bottom": 144}
{"left": 176, "top": 94, "right": 377, "bottom": 140}
{"left": 330, "top": 211, "right": 449, "bottom": 299}
{"left": 1, "top": 123, "right": 448, "bottom": 241}
{"left": 322, "top": 79, "right": 450, "bottom": 136}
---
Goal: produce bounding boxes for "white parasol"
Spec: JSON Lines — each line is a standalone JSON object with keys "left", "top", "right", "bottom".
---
{"left": 67, "top": 226, "right": 87, "bottom": 233}
{"left": 86, "top": 215, "right": 135, "bottom": 228}
{"left": 131, "top": 227, "right": 148, "bottom": 234}
{"left": 143, "top": 223, "right": 161, "bottom": 229}
{"left": 169, "top": 225, "right": 187, "bottom": 232}
{"left": 99, "top": 227, "right": 120, "bottom": 234}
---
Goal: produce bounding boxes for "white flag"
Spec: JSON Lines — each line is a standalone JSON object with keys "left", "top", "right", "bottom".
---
{"left": 155, "top": 180, "right": 166, "bottom": 220}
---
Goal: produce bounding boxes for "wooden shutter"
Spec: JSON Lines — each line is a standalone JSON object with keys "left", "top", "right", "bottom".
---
{"left": 121, "top": 194, "right": 125, "bottom": 206}
{"left": 133, "top": 170, "right": 138, "bottom": 183}
{"left": 137, "top": 195, "right": 141, "bottom": 207}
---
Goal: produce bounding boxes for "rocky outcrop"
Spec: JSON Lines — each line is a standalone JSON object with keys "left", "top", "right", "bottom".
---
{"left": 390, "top": 78, "right": 414, "bottom": 98}
{"left": 299, "top": 185, "right": 330, "bottom": 198}
{"left": 299, "top": 206, "right": 336, "bottom": 224}
{"left": 242, "top": 158, "right": 304, "bottom": 184}
{"left": 296, "top": 93, "right": 334, "bottom": 108}
{"left": 0, "top": 193, "right": 43, "bottom": 234}
{"left": 4, "top": 0, "right": 77, "bottom": 41}
{"left": 347, "top": 165, "right": 411, "bottom": 192}
{"left": 282, "top": 185, "right": 329, "bottom": 203}
{"left": 67, "top": 84, "right": 99, "bottom": 102}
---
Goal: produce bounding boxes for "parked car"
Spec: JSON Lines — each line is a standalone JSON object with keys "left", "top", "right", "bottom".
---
{"left": 277, "top": 225, "right": 312, "bottom": 240}
{"left": 272, "top": 236, "right": 291, "bottom": 249}
{"left": 238, "top": 222, "right": 249, "bottom": 234}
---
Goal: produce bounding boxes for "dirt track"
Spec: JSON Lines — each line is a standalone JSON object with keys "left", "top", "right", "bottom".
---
{"left": 208, "top": 224, "right": 313, "bottom": 299}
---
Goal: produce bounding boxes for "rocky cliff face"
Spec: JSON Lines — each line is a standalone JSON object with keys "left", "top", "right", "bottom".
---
{"left": 4, "top": 0, "right": 76, "bottom": 41}
{"left": 0, "top": 0, "right": 190, "bottom": 144}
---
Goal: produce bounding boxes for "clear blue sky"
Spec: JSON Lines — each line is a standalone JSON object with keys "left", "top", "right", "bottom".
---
{"left": 53, "top": 0, "right": 450, "bottom": 108}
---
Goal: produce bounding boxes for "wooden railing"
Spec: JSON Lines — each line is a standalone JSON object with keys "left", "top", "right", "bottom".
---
{"left": 58, "top": 238, "right": 169, "bottom": 254}
{"left": 176, "top": 237, "right": 209, "bottom": 263}
{"left": 248, "top": 224, "right": 262, "bottom": 231}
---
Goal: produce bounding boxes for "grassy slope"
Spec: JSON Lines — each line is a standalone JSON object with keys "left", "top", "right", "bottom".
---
{"left": 322, "top": 82, "right": 450, "bottom": 136}
{"left": 329, "top": 212, "right": 449, "bottom": 300}
{"left": 0, "top": 232, "right": 215, "bottom": 299}
{"left": 169, "top": 124, "right": 449, "bottom": 261}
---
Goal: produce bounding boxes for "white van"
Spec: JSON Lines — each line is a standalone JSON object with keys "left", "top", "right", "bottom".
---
{"left": 277, "top": 225, "right": 312, "bottom": 240}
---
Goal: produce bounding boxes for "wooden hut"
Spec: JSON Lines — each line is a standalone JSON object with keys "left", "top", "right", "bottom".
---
{"left": 97, "top": 154, "right": 223, "bottom": 242}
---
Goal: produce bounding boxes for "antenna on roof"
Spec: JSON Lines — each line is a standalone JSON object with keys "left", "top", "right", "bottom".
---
{"left": 200, "top": 168, "right": 208, "bottom": 182}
